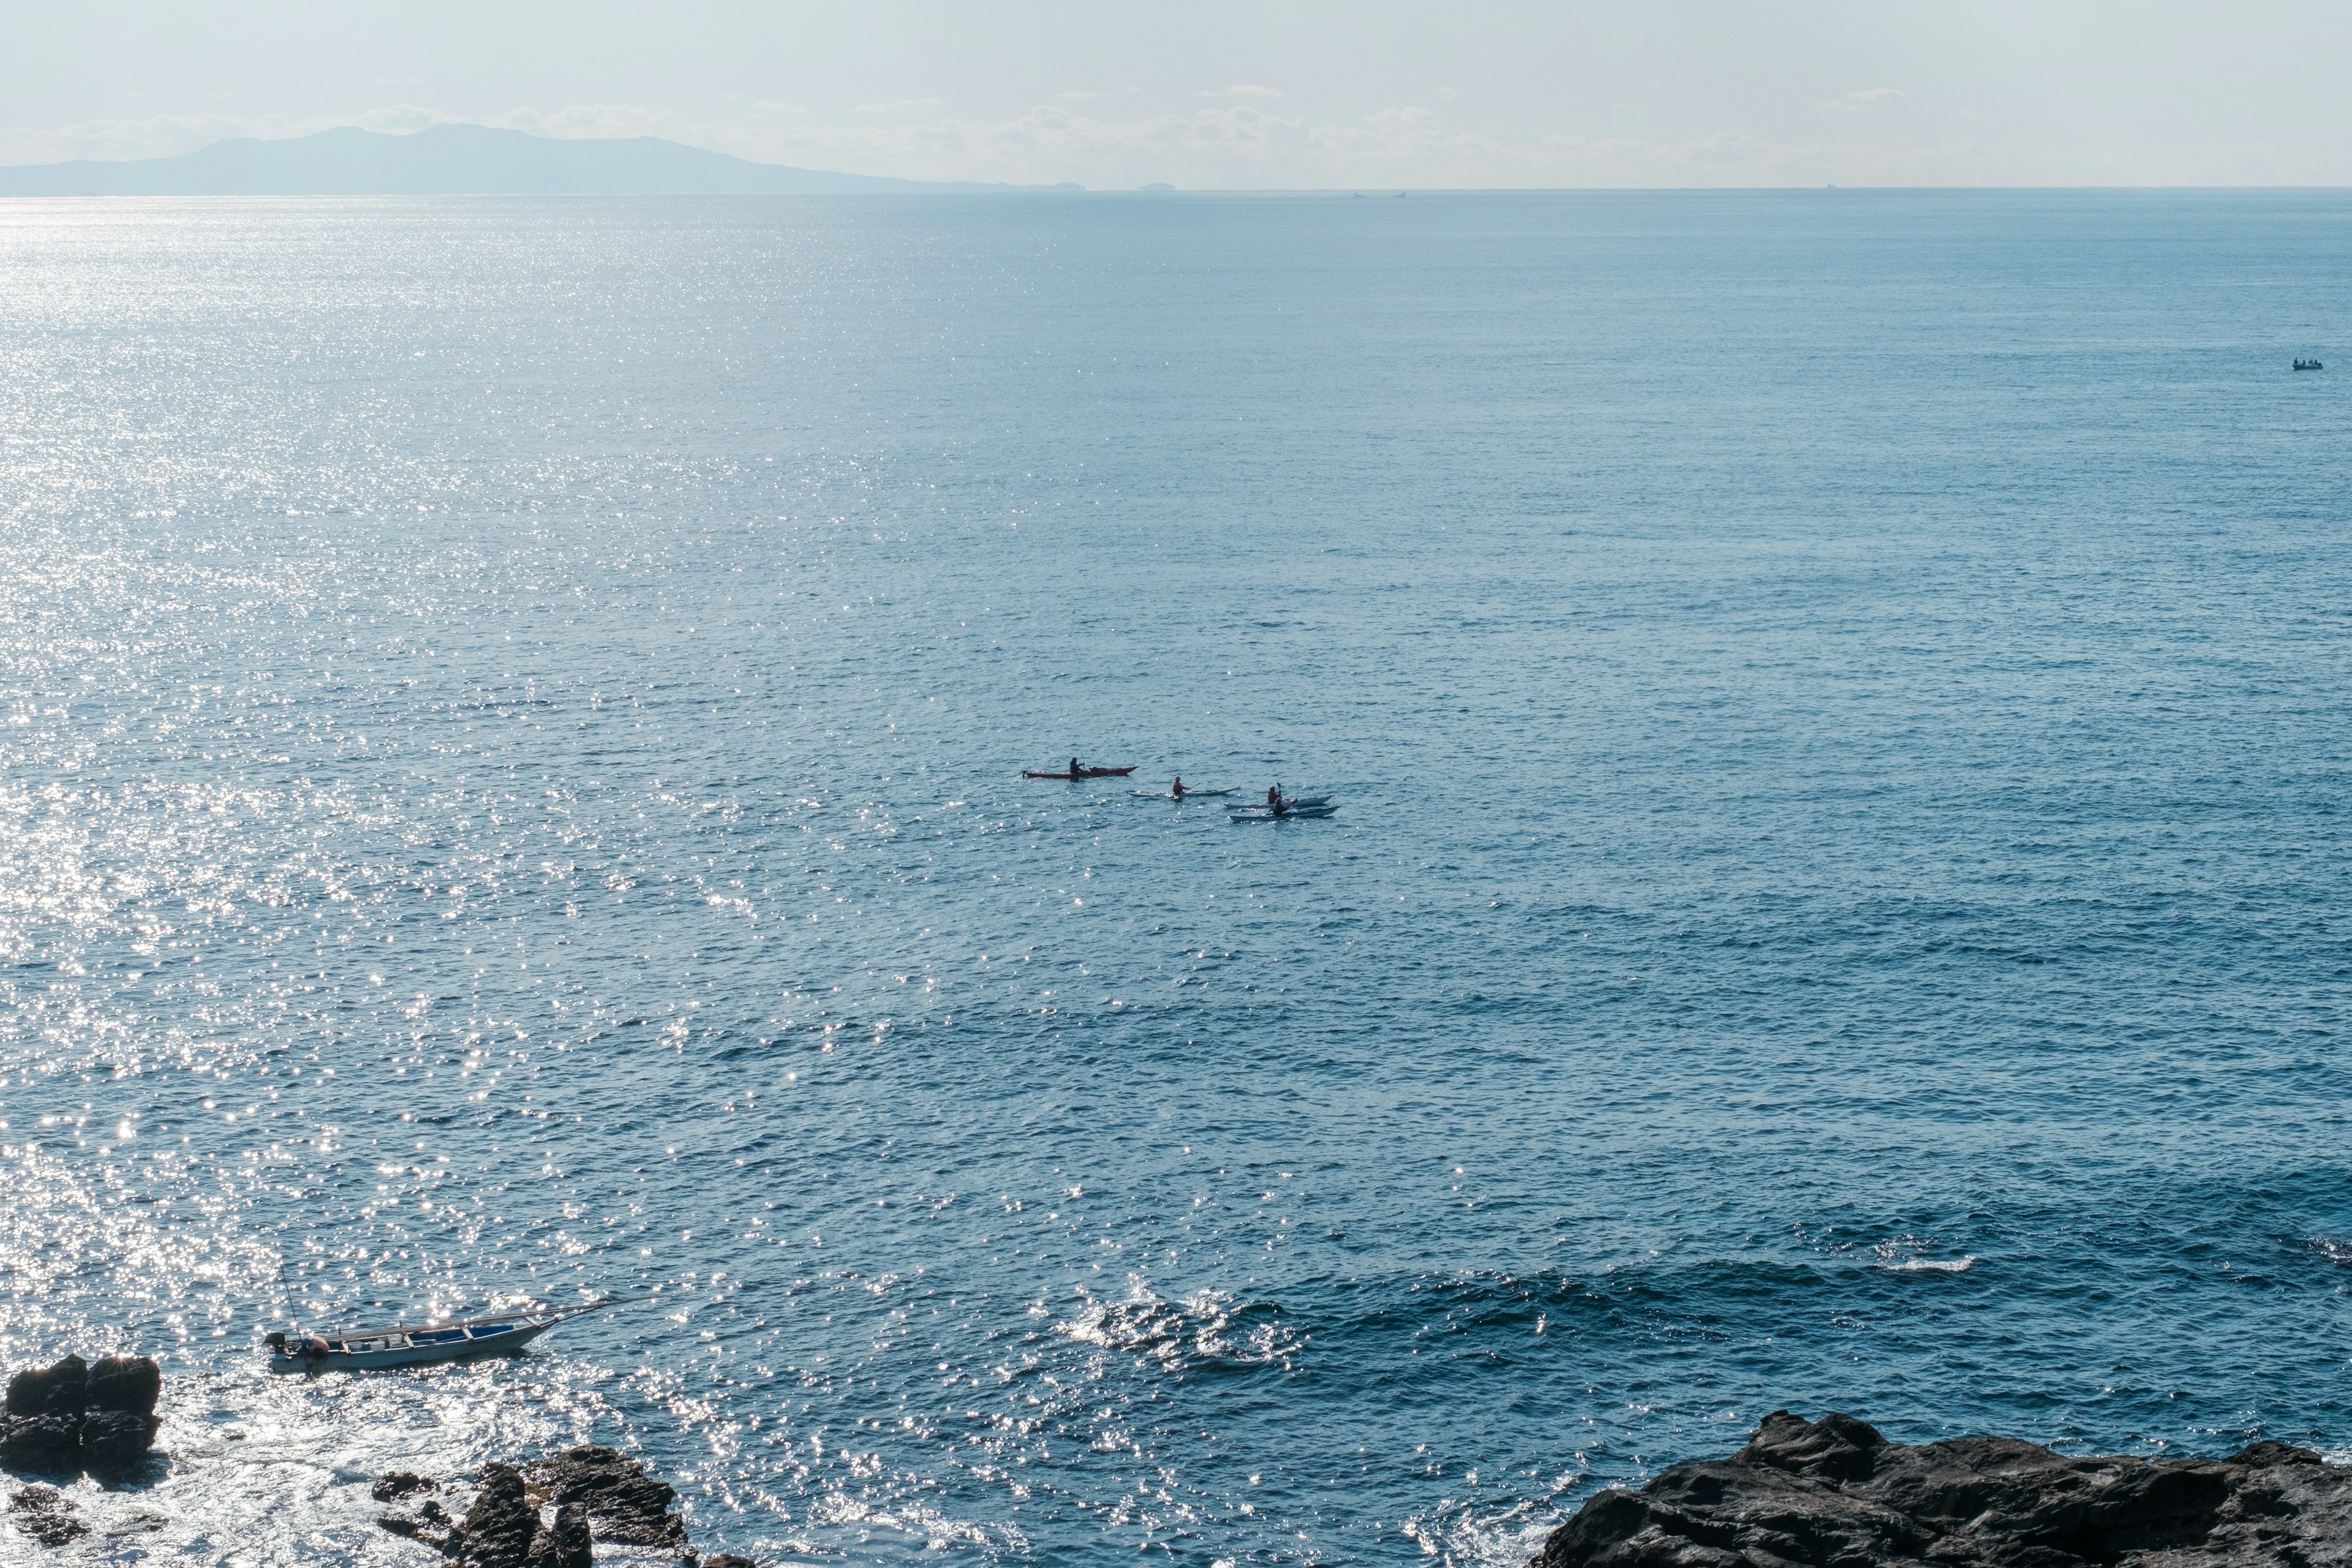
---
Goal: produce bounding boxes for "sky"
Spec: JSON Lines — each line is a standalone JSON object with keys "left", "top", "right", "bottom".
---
{"left": 6, "top": 1, "right": 2352, "bottom": 188}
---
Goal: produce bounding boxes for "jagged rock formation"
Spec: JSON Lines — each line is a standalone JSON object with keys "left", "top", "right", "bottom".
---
{"left": 525, "top": 1445, "right": 690, "bottom": 1548}
{"left": 0, "top": 1354, "right": 163, "bottom": 1476}
{"left": 374, "top": 1446, "right": 712, "bottom": 1564}
{"left": 1533, "top": 1410, "right": 2352, "bottom": 1568}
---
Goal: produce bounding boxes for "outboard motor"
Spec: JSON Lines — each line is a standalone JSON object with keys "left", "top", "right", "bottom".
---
{"left": 266, "top": 1332, "right": 287, "bottom": 1354}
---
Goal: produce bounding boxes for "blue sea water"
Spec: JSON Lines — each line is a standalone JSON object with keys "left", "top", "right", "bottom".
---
{"left": 1, "top": 189, "right": 2349, "bottom": 1565}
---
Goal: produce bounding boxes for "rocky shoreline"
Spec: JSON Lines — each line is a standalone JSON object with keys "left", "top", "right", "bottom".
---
{"left": 1534, "top": 1410, "right": 2351, "bottom": 1568}
{"left": 0, "top": 1353, "right": 758, "bottom": 1562}
{"left": 6, "top": 1364, "right": 2343, "bottom": 1566}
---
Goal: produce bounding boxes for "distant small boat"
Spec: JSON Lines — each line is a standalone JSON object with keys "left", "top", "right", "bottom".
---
{"left": 265, "top": 1298, "right": 638, "bottom": 1373}
{"left": 2294, "top": 358, "right": 2325, "bottom": 371}
{"left": 1022, "top": 766, "right": 1137, "bottom": 779}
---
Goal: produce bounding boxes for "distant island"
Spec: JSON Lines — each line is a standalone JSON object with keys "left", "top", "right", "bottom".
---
{"left": 0, "top": 123, "right": 1089, "bottom": 197}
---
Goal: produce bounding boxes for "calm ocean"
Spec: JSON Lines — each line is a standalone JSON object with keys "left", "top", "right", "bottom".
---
{"left": 1, "top": 189, "right": 2348, "bottom": 1565}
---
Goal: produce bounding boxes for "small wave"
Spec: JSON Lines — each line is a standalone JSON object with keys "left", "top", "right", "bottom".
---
{"left": 2312, "top": 1238, "right": 2352, "bottom": 1267}
{"left": 1056, "top": 1278, "right": 1303, "bottom": 1370}
{"left": 1879, "top": 1255, "right": 1975, "bottom": 1273}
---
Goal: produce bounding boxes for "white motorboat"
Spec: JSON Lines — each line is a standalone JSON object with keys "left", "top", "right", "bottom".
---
{"left": 265, "top": 1298, "right": 635, "bottom": 1373}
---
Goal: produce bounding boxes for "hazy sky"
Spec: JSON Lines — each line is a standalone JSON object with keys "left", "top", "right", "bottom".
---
{"left": 8, "top": 1, "right": 2352, "bottom": 187}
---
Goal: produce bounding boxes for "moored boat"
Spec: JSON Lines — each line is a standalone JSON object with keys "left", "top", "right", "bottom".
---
{"left": 265, "top": 1298, "right": 635, "bottom": 1373}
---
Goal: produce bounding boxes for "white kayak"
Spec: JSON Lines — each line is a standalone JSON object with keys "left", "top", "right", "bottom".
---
{"left": 265, "top": 1298, "right": 634, "bottom": 1373}
{"left": 1229, "top": 805, "right": 1338, "bottom": 821}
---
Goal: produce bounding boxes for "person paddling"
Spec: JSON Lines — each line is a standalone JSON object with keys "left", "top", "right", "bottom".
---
{"left": 1070, "top": 756, "right": 1082, "bottom": 779}
{"left": 1266, "top": 783, "right": 1285, "bottom": 815}
{"left": 1172, "top": 777, "right": 1186, "bottom": 799}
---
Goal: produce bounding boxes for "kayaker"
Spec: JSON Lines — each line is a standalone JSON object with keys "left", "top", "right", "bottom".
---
{"left": 1070, "top": 756, "right": 1082, "bottom": 778}
{"left": 1172, "top": 777, "right": 1186, "bottom": 799}
{"left": 1267, "top": 783, "right": 1284, "bottom": 814}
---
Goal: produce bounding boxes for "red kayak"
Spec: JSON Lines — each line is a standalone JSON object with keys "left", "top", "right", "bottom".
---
{"left": 1023, "top": 766, "right": 1138, "bottom": 780}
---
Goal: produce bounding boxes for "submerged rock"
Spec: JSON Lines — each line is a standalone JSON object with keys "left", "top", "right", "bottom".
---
{"left": 7, "top": 1485, "right": 89, "bottom": 1548}
{"left": 1533, "top": 1409, "right": 2352, "bottom": 1568}
{"left": 375, "top": 1496, "right": 455, "bottom": 1551}
{"left": 372, "top": 1470, "right": 436, "bottom": 1504}
{"left": 0, "top": 1354, "right": 162, "bottom": 1477}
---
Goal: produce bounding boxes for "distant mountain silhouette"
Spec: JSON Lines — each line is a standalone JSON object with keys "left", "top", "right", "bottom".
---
{"left": 0, "top": 123, "right": 1085, "bottom": 196}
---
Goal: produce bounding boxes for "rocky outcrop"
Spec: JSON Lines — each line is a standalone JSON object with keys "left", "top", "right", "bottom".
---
{"left": 374, "top": 1446, "right": 709, "bottom": 1565}
{"left": 1, "top": 1354, "right": 162, "bottom": 1477}
{"left": 1534, "top": 1409, "right": 2352, "bottom": 1568}
{"left": 453, "top": 1462, "right": 543, "bottom": 1568}
{"left": 524, "top": 1445, "right": 689, "bottom": 1548}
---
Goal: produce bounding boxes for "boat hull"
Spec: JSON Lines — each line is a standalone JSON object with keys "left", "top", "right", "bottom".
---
{"left": 268, "top": 1317, "right": 552, "bottom": 1373}
{"left": 1022, "top": 767, "right": 1137, "bottom": 778}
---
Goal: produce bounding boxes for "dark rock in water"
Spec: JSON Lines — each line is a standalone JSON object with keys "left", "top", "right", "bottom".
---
{"left": 4, "top": 1357, "right": 87, "bottom": 1419}
{"left": 377, "top": 1494, "right": 457, "bottom": 1550}
{"left": 525, "top": 1445, "right": 689, "bottom": 1547}
{"left": 79, "top": 1409, "right": 159, "bottom": 1476}
{"left": 375, "top": 1510, "right": 432, "bottom": 1541}
{"left": 1, "top": 1415, "right": 83, "bottom": 1474}
{"left": 78, "top": 1355, "right": 162, "bottom": 1475}
{"left": 1532, "top": 1409, "right": 2352, "bottom": 1568}
{"left": 83, "top": 1355, "right": 160, "bottom": 1418}
{"left": 375, "top": 1448, "right": 700, "bottom": 1561}
{"left": 372, "top": 1471, "right": 436, "bottom": 1503}
{"left": 7, "top": 1485, "right": 89, "bottom": 1547}
{"left": 525, "top": 1502, "right": 593, "bottom": 1568}
{"left": 0, "top": 1354, "right": 162, "bottom": 1477}
{"left": 701, "top": 1556, "right": 759, "bottom": 1568}
{"left": 451, "top": 1462, "right": 541, "bottom": 1568}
